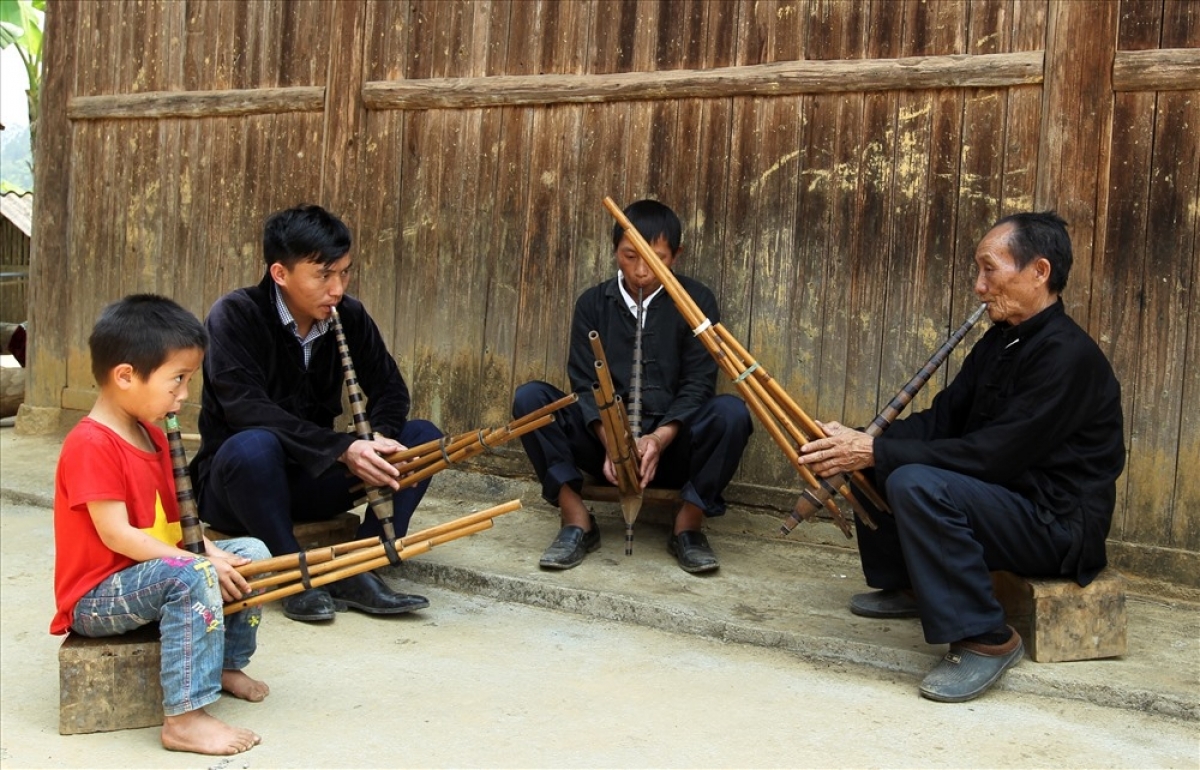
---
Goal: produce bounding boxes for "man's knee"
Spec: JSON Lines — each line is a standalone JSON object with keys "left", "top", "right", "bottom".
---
{"left": 402, "top": 418, "right": 443, "bottom": 445}
{"left": 704, "top": 395, "right": 753, "bottom": 438}
{"left": 213, "top": 429, "right": 285, "bottom": 475}
{"left": 513, "top": 380, "right": 556, "bottom": 417}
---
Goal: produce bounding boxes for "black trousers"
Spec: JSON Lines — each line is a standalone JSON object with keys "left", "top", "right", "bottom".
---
{"left": 854, "top": 464, "right": 1074, "bottom": 644}
{"left": 197, "top": 421, "right": 443, "bottom": 556}
{"left": 512, "top": 381, "right": 752, "bottom": 517}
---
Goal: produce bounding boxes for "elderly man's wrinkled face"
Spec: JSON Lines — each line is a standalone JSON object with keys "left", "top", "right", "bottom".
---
{"left": 973, "top": 224, "right": 1053, "bottom": 326}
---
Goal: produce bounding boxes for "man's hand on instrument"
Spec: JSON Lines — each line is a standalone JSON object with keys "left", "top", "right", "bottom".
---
{"left": 799, "top": 421, "right": 875, "bottom": 477}
{"left": 340, "top": 437, "right": 405, "bottom": 489}
{"left": 635, "top": 431, "right": 665, "bottom": 488}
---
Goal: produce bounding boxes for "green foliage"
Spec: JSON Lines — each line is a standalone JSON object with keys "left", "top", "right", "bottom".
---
{"left": 0, "top": 0, "right": 43, "bottom": 191}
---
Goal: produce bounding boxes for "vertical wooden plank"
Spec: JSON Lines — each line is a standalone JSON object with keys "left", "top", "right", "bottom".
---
{"left": 320, "top": 0, "right": 367, "bottom": 216}
{"left": 844, "top": 0, "right": 902, "bottom": 433}
{"left": 806, "top": 0, "right": 869, "bottom": 430}
{"left": 1145, "top": 89, "right": 1199, "bottom": 551}
{"left": 26, "top": 0, "right": 79, "bottom": 408}
{"left": 876, "top": 0, "right": 967, "bottom": 420}
{"left": 1159, "top": 0, "right": 1200, "bottom": 553}
{"left": 356, "top": 0, "right": 411, "bottom": 358}
{"left": 1036, "top": 0, "right": 1119, "bottom": 322}
{"left": 738, "top": 0, "right": 812, "bottom": 478}
{"left": 1093, "top": 0, "right": 1160, "bottom": 546}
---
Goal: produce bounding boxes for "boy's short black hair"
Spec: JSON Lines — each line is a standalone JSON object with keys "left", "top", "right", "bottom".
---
{"left": 262, "top": 204, "right": 352, "bottom": 269}
{"left": 993, "top": 210, "right": 1073, "bottom": 293}
{"left": 89, "top": 294, "right": 208, "bottom": 384}
{"left": 612, "top": 199, "right": 682, "bottom": 252}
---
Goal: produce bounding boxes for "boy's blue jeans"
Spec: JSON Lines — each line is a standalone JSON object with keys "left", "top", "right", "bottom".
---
{"left": 70, "top": 537, "right": 269, "bottom": 717}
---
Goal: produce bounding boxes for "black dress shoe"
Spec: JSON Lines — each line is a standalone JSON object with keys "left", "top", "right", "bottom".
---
{"left": 281, "top": 588, "right": 337, "bottom": 622}
{"left": 327, "top": 571, "right": 430, "bottom": 615}
{"left": 668, "top": 530, "right": 719, "bottom": 573}
{"left": 539, "top": 514, "right": 601, "bottom": 569}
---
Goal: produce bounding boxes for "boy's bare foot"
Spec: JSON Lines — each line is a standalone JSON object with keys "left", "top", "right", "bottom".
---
{"left": 161, "top": 708, "right": 261, "bottom": 755}
{"left": 221, "top": 669, "right": 270, "bottom": 702}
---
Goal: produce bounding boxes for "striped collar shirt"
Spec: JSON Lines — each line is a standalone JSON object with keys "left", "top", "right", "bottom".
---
{"left": 274, "top": 286, "right": 330, "bottom": 369}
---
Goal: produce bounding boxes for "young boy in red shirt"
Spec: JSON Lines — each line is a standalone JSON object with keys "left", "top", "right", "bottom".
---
{"left": 52, "top": 294, "right": 269, "bottom": 756}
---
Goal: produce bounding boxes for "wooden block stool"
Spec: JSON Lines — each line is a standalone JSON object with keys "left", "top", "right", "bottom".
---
{"left": 59, "top": 623, "right": 162, "bottom": 734}
{"left": 991, "top": 568, "right": 1127, "bottom": 663}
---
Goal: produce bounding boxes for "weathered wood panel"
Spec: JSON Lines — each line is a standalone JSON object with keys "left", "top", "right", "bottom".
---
{"left": 25, "top": 0, "right": 1200, "bottom": 584}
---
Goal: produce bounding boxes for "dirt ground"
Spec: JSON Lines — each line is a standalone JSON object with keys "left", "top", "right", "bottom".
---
{"left": 1, "top": 428, "right": 1198, "bottom": 769}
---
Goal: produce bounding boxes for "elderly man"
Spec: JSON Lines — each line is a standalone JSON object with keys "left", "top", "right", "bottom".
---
{"left": 799, "top": 211, "right": 1124, "bottom": 703}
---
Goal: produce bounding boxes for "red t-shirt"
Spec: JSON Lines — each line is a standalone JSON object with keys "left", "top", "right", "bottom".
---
{"left": 51, "top": 418, "right": 185, "bottom": 635}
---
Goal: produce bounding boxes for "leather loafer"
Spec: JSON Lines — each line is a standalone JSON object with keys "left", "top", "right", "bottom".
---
{"left": 667, "top": 530, "right": 719, "bottom": 573}
{"left": 849, "top": 589, "right": 920, "bottom": 619}
{"left": 327, "top": 571, "right": 430, "bottom": 615}
{"left": 920, "top": 626, "right": 1024, "bottom": 703}
{"left": 539, "top": 514, "right": 601, "bottom": 569}
{"left": 281, "top": 587, "right": 336, "bottom": 622}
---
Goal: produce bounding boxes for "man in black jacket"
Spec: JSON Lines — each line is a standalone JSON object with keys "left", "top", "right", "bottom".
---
{"left": 193, "top": 205, "right": 442, "bottom": 623}
{"left": 799, "top": 211, "right": 1124, "bottom": 703}
{"left": 512, "top": 200, "right": 752, "bottom": 573}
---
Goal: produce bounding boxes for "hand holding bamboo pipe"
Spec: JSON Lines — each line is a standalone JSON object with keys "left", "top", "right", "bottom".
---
{"left": 783, "top": 303, "right": 988, "bottom": 536}
{"left": 225, "top": 500, "right": 522, "bottom": 615}
{"left": 347, "top": 393, "right": 577, "bottom": 503}
{"left": 589, "top": 330, "right": 643, "bottom": 554}
{"left": 330, "top": 306, "right": 399, "bottom": 542}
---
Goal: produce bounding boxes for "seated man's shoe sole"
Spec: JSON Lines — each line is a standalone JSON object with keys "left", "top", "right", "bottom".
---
{"left": 281, "top": 588, "right": 337, "bottom": 622}
{"left": 849, "top": 589, "right": 920, "bottom": 619}
{"left": 327, "top": 571, "right": 430, "bottom": 615}
{"left": 919, "top": 628, "right": 1024, "bottom": 703}
{"left": 668, "top": 530, "right": 719, "bottom": 574}
{"left": 539, "top": 515, "right": 601, "bottom": 570}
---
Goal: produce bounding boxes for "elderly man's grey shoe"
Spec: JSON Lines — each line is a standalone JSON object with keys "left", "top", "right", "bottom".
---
{"left": 849, "top": 589, "right": 920, "bottom": 618}
{"left": 539, "top": 514, "right": 600, "bottom": 569}
{"left": 919, "top": 627, "right": 1024, "bottom": 703}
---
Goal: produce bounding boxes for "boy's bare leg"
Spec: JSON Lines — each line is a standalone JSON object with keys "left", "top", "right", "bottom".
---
{"left": 161, "top": 708, "right": 261, "bottom": 755}
{"left": 221, "top": 669, "right": 270, "bottom": 702}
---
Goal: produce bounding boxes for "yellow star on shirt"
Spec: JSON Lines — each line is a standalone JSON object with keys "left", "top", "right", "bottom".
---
{"left": 141, "top": 491, "right": 183, "bottom": 547}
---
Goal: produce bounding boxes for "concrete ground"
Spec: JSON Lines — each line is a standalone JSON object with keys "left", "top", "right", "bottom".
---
{"left": 1, "top": 427, "right": 1198, "bottom": 769}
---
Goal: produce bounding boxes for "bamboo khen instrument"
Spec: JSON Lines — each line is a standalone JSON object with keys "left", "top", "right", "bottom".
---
{"left": 224, "top": 500, "right": 522, "bottom": 615}
{"left": 330, "top": 306, "right": 399, "bottom": 544}
{"left": 588, "top": 330, "right": 643, "bottom": 554}
{"left": 779, "top": 302, "right": 989, "bottom": 535}
{"left": 165, "top": 412, "right": 206, "bottom": 555}
{"left": 602, "top": 196, "right": 885, "bottom": 536}
{"left": 347, "top": 393, "right": 577, "bottom": 503}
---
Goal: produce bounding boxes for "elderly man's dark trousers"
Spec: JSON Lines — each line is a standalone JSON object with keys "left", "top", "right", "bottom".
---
{"left": 854, "top": 464, "right": 1074, "bottom": 644}
{"left": 512, "top": 381, "right": 751, "bottom": 517}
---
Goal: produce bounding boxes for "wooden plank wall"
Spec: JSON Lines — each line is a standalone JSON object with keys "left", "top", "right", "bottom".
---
{"left": 26, "top": 0, "right": 1200, "bottom": 584}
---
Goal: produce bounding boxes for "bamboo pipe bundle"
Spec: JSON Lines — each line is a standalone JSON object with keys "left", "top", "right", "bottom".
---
{"left": 330, "top": 307, "right": 398, "bottom": 541}
{"left": 779, "top": 303, "right": 989, "bottom": 535}
{"left": 224, "top": 500, "right": 522, "bottom": 614}
{"left": 348, "top": 393, "right": 577, "bottom": 502}
{"left": 164, "top": 412, "right": 206, "bottom": 554}
{"left": 589, "top": 330, "right": 643, "bottom": 554}
{"left": 603, "top": 196, "right": 883, "bottom": 535}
